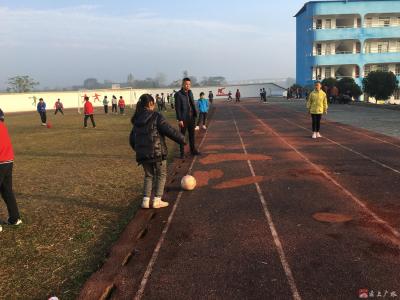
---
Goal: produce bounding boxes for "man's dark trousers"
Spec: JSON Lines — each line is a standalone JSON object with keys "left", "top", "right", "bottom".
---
{"left": 0, "top": 163, "right": 20, "bottom": 223}
{"left": 180, "top": 118, "right": 196, "bottom": 156}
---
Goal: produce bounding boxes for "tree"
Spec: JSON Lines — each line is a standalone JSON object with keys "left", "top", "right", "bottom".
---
{"left": 154, "top": 72, "right": 167, "bottom": 87}
{"left": 200, "top": 76, "right": 227, "bottom": 86}
{"left": 127, "top": 73, "right": 134, "bottom": 86}
{"left": 7, "top": 75, "right": 39, "bottom": 92}
{"left": 321, "top": 78, "right": 337, "bottom": 89}
{"left": 182, "top": 70, "right": 189, "bottom": 78}
{"left": 363, "top": 71, "right": 399, "bottom": 102}
{"left": 83, "top": 78, "right": 101, "bottom": 89}
{"left": 337, "top": 77, "right": 362, "bottom": 99}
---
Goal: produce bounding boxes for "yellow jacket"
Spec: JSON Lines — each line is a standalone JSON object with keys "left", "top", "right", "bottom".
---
{"left": 307, "top": 90, "right": 328, "bottom": 114}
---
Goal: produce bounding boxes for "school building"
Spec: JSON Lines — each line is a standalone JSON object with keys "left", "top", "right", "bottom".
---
{"left": 295, "top": 0, "right": 400, "bottom": 102}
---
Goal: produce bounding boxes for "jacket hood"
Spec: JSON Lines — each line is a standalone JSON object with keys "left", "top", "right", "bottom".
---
{"left": 135, "top": 110, "right": 156, "bottom": 127}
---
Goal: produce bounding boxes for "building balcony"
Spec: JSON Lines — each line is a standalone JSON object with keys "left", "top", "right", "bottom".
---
{"left": 362, "top": 27, "right": 400, "bottom": 39}
{"left": 314, "top": 28, "right": 360, "bottom": 41}
{"left": 363, "top": 52, "right": 400, "bottom": 65}
{"left": 313, "top": 54, "right": 362, "bottom": 66}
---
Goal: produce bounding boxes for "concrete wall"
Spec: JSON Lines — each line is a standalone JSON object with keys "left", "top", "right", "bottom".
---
{"left": 0, "top": 83, "right": 286, "bottom": 114}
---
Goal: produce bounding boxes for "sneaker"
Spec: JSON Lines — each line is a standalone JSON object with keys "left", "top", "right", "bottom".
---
{"left": 41, "top": 123, "right": 47, "bottom": 126}
{"left": 195, "top": 126, "right": 200, "bottom": 131}
{"left": 312, "top": 132, "right": 317, "bottom": 139}
{"left": 8, "top": 218, "right": 22, "bottom": 225}
{"left": 141, "top": 197, "right": 150, "bottom": 209}
{"left": 316, "top": 132, "right": 322, "bottom": 138}
{"left": 0, "top": 225, "right": 2, "bottom": 232}
{"left": 153, "top": 197, "right": 169, "bottom": 209}
{"left": 202, "top": 125, "right": 207, "bottom": 130}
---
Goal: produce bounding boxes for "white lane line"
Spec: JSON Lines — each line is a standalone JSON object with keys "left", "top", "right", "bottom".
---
{"left": 230, "top": 108, "right": 302, "bottom": 300}
{"left": 239, "top": 105, "right": 400, "bottom": 245}
{"left": 134, "top": 126, "right": 210, "bottom": 300}
{"left": 282, "top": 118, "right": 400, "bottom": 176}
{"left": 330, "top": 123, "right": 400, "bottom": 150}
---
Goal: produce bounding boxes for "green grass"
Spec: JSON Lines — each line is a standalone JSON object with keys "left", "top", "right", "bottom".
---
{"left": 0, "top": 106, "right": 178, "bottom": 299}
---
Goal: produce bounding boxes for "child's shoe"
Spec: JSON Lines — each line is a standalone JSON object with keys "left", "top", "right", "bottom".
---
{"left": 195, "top": 126, "right": 200, "bottom": 131}
{"left": 312, "top": 132, "right": 317, "bottom": 139}
{"left": 141, "top": 197, "right": 150, "bottom": 209}
{"left": 153, "top": 197, "right": 169, "bottom": 208}
{"left": 202, "top": 125, "right": 207, "bottom": 130}
{"left": 316, "top": 132, "right": 322, "bottom": 138}
{"left": 8, "top": 218, "right": 22, "bottom": 226}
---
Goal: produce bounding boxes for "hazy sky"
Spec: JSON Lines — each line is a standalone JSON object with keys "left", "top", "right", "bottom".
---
{"left": 0, "top": 0, "right": 307, "bottom": 89}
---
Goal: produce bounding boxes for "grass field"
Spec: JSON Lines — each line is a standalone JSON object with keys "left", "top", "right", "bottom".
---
{"left": 0, "top": 106, "right": 178, "bottom": 299}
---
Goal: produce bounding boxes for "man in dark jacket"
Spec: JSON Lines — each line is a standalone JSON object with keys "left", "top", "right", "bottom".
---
{"left": 174, "top": 78, "right": 200, "bottom": 158}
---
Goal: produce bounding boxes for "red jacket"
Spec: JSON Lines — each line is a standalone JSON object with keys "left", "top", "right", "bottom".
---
{"left": 84, "top": 101, "right": 94, "bottom": 115}
{"left": 0, "top": 122, "right": 14, "bottom": 162}
{"left": 118, "top": 99, "right": 125, "bottom": 108}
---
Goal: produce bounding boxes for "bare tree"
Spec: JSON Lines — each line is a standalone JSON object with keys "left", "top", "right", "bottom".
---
{"left": 7, "top": 75, "right": 39, "bottom": 92}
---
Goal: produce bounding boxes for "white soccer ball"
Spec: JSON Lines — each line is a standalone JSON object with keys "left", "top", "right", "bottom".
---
{"left": 181, "top": 175, "right": 196, "bottom": 191}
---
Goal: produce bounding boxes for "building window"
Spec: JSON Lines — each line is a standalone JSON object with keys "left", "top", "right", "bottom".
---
{"left": 397, "top": 41, "right": 400, "bottom": 52}
{"left": 377, "top": 64, "right": 389, "bottom": 72}
{"left": 378, "top": 42, "right": 389, "bottom": 53}
{"left": 396, "top": 64, "right": 400, "bottom": 76}
{"left": 316, "top": 44, "right": 322, "bottom": 55}
{"left": 357, "top": 18, "right": 361, "bottom": 28}
{"left": 316, "top": 19, "right": 322, "bottom": 29}
{"left": 325, "top": 67, "right": 332, "bottom": 78}
{"left": 379, "top": 17, "right": 390, "bottom": 27}
{"left": 365, "top": 65, "right": 371, "bottom": 76}
{"left": 326, "top": 44, "right": 331, "bottom": 55}
{"left": 325, "top": 19, "right": 331, "bottom": 29}
{"left": 365, "top": 18, "right": 372, "bottom": 27}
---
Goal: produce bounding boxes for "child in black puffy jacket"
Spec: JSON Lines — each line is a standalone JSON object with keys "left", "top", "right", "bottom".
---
{"left": 130, "top": 94, "right": 185, "bottom": 209}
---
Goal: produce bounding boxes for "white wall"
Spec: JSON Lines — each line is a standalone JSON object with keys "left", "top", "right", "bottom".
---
{"left": 0, "top": 83, "right": 285, "bottom": 114}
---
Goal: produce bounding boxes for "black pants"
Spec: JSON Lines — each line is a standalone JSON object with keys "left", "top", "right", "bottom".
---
{"left": 55, "top": 108, "right": 64, "bottom": 115}
{"left": 0, "top": 163, "right": 20, "bottom": 224}
{"left": 311, "top": 114, "right": 322, "bottom": 132}
{"left": 180, "top": 118, "right": 196, "bottom": 155}
{"left": 112, "top": 104, "right": 118, "bottom": 113}
{"left": 39, "top": 111, "right": 46, "bottom": 123}
{"left": 197, "top": 112, "right": 207, "bottom": 126}
{"left": 104, "top": 105, "right": 108, "bottom": 114}
{"left": 84, "top": 114, "right": 96, "bottom": 127}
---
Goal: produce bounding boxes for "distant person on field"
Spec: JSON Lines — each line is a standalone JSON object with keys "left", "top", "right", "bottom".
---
{"left": 208, "top": 91, "right": 214, "bottom": 104}
{"left": 161, "top": 93, "right": 167, "bottom": 111}
{"left": 195, "top": 92, "right": 209, "bottom": 130}
{"left": 0, "top": 109, "right": 22, "bottom": 232}
{"left": 306, "top": 81, "right": 328, "bottom": 139}
{"left": 130, "top": 94, "right": 185, "bottom": 209}
{"left": 83, "top": 96, "right": 96, "bottom": 128}
{"left": 118, "top": 96, "right": 126, "bottom": 115}
{"left": 260, "top": 89, "right": 263, "bottom": 101}
{"left": 37, "top": 98, "right": 47, "bottom": 126}
{"left": 262, "top": 88, "right": 267, "bottom": 102}
{"left": 103, "top": 96, "right": 109, "bottom": 114}
{"left": 111, "top": 95, "right": 118, "bottom": 114}
{"left": 227, "top": 91, "right": 233, "bottom": 102}
{"left": 54, "top": 98, "right": 64, "bottom": 115}
{"left": 235, "top": 89, "right": 241, "bottom": 102}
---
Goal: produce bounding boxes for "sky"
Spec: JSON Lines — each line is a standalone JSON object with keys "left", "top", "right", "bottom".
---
{"left": 0, "top": 0, "right": 307, "bottom": 90}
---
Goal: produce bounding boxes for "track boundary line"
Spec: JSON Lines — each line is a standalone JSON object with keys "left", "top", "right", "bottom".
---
{"left": 134, "top": 126, "right": 210, "bottom": 300}
{"left": 230, "top": 108, "right": 302, "bottom": 300}
{"left": 238, "top": 104, "right": 400, "bottom": 246}
{"left": 281, "top": 117, "right": 400, "bottom": 176}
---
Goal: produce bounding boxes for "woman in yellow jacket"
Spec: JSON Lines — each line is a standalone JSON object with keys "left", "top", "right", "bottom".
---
{"left": 306, "top": 82, "right": 328, "bottom": 139}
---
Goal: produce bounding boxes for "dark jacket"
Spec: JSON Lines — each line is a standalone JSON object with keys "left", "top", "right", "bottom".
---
{"left": 130, "top": 110, "right": 185, "bottom": 164}
{"left": 174, "top": 89, "right": 197, "bottom": 122}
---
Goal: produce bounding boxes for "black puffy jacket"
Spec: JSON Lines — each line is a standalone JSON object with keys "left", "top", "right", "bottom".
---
{"left": 130, "top": 110, "right": 185, "bottom": 164}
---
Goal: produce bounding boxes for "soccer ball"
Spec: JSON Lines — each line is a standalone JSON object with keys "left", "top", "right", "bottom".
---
{"left": 181, "top": 175, "right": 196, "bottom": 191}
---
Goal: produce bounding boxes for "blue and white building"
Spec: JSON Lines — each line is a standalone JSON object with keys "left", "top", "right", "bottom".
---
{"left": 296, "top": 0, "right": 400, "bottom": 101}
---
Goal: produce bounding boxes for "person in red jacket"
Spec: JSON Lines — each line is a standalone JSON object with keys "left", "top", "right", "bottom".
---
{"left": 118, "top": 96, "right": 126, "bottom": 115}
{"left": 0, "top": 109, "right": 22, "bottom": 232}
{"left": 83, "top": 96, "right": 96, "bottom": 128}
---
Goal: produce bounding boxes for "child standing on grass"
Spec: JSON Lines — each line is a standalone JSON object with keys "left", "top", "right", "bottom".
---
{"left": 130, "top": 94, "right": 185, "bottom": 209}
{"left": 37, "top": 98, "right": 47, "bottom": 126}
{"left": 306, "top": 81, "right": 328, "bottom": 139}
{"left": 83, "top": 96, "right": 96, "bottom": 128}
{"left": 118, "top": 96, "right": 126, "bottom": 115}
{"left": 54, "top": 99, "right": 64, "bottom": 115}
{"left": 195, "top": 92, "right": 209, "bottom": 130}
{"left": 0, "top": 109, "right": 22, "bottom": 233}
